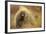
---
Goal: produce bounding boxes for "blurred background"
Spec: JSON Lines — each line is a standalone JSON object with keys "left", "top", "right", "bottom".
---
{"left": 10, "top": 5, "right": 42, "bottom": 29}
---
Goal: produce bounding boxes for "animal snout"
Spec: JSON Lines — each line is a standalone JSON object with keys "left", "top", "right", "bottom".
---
{"left": 16, "top": 12, "right": 26, "bottom": 28}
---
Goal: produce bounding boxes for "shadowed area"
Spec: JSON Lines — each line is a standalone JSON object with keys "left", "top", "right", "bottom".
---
{"left": 16, "top": 12, "right": 25, "bottom": 28}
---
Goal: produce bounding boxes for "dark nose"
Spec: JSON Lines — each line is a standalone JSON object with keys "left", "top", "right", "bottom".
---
{"left": 20, "top": 12, "right": 25, "bottom": 21}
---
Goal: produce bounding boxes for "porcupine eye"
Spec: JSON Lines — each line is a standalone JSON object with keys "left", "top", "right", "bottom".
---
{"left": 16, "top": 11, "right": 25, "bottom": 28}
